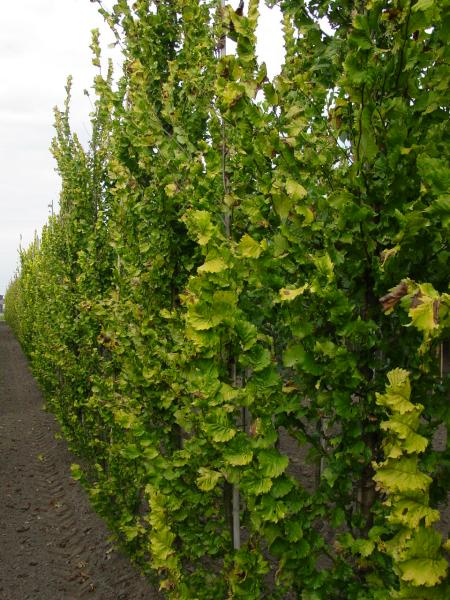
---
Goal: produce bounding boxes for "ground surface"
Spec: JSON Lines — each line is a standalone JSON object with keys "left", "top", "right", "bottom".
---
{"left": 0, "top": 322, "right": 160, "bottom": 600}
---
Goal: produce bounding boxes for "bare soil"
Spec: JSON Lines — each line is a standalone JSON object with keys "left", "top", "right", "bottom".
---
{"left": 0, "top": 322, "right": 160, "bottom": 600}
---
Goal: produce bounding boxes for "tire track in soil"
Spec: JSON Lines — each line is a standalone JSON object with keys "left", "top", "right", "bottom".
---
{"left": 0, "top": 322, "right": 161, "bottom": 600}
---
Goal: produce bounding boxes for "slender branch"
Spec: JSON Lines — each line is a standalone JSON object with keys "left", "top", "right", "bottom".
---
{"left": 356, "top": 83, "right": 366, "bottom": 166}
{"left": 395, "top": 1, "right": 413, "bottom": 91}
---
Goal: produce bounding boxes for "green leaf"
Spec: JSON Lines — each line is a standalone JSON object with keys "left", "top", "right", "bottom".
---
{"left": 223, "top": 445, "right": 254, "bottom": 466}
{"left": 222, "top": 81, "right": 244, "bottom": 107}
{"left": 183, "top": 210, "right": 216, "bottom": 246}
{"left": 187, "top": 302, "right": 223, "bottom": 331}
{"left": 187, "top": 291, "right": 236, "bottom": 332}
{"left": 353, "top": 538, "right": 376, "bottom": 558}
{"left": 283, "top": 344, "right": 322, "bottom": 375}
{"left": 122, "top": 524, "right": 142, "bottom": 542}
{"left": 258, "top": 448, "right": 289, "bottom": 478}
{"left": 150, "top": 530, "right": 176, "bottom": 564}
{"left": 295, "top": 205, "right": 314, "bottom": 224}
{"left": 283, "top": 345, "right": 302, "bottom": 368}
{"left": 322, "top": 466, "right": 339, "bottom": 487}
{"left": 243, "top": 476, "right": 273, "bottom": 496}
{"left": 219, "top": 383, "right": 240, "bottom": 403}
{"left": 241, "top": 344, "right": 271, "bottom": 372}
{"left": 113, "top": 409, "right": 138, "bottom": 429}
{"left": 331, "top": 506, "right": 346, "bottom": 528}
{"left": 314, "top": 340, "right": 337, "bottom": 358}
{"left": 359, "top": 106, "right": 378, "bottom": 161}
{"left": 120, "top": 444, "right": 141, "bottom": 459}
{"left": 143, "top": 366, "right": 157, "bottom": 380}
{"left": 313, "top": 253, "right": 334, "bottom": 280}
{"left": 71, "top": 463, "right": 82, "bottom": 480}
{"left": 257, "top": 497, "right": 288, "bottom": 523}
{"left": 164, "top": 182, "right": 177, "bottom": 197}
{"left": 401, "top": 528, "right": 443, "bottom": 561}
{"left": 143, "top": 446, "right": 159, "bottom": 461}
{"left": 213, "top": 290, "right": 238, "bottom": 312}
{"left": 412, "top": 0, "right": 435, "bottom": 13}
{"left": 273, "top": 194, "right": 295, "bottom": 222}
{"left": 301, "top": 593, "right": 321, "bottom": 600}
{"left": 272, "top": 233, "right": 289, "bottom": 258}
{"left": 270, "top": 476, "right": 295, "bottom": 499}
{"left": 235, "top": 319, "right": 258, "bottom": 351}
{"left": 425, "top": 195, "right": 450, "bottom": 226}
{"left": 196, "top": 467, "right": 223, "bottom": 491}
{"left": 417, "top": 155, "right": 450, "bottom": 195}
{"left": 204, "top": 421, "right": 237, "bottom": 443}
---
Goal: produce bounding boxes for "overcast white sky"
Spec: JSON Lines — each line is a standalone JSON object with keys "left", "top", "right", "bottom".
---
{"left": 0, "top": 1, "right": 284, "bottom": 294}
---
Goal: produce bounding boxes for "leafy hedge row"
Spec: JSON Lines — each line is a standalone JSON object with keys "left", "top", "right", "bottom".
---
{"left": 6, "top": 1, "right": 450, "bottom": 597}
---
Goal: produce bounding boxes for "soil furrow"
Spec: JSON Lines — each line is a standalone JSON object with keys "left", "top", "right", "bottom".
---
{"left": 0, "top": 322, "right": 160, "bottom": 600}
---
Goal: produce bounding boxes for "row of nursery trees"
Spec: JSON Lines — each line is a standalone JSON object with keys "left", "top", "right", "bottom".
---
{"left": 6, "top": 0, "right": 450, "bottom": 597}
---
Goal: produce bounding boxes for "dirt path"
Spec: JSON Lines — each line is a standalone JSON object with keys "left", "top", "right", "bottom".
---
{"left": 0, "top": 322, "right": 160, "bottom": 600}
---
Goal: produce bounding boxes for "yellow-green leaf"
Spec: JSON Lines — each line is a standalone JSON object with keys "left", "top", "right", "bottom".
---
{"left": 223, "top": 447, "right": 253, "bottom": 466}
{"left": 196, "top": 467, "right": 223, "bottom": 491}
{"left": 197, "top": 258, "right": 228, "bottom": 273}
{"left": 388, "top": 498, "right": 440, "bottom": 528}
{"left": 237, "top": 233, "right": 264, "bottom": 259}
{"left": 164, "top": 182, "right": 177, "bottom": 197}
{"left": 398, "top": 558, "right": 448, "bottom": 587}
{"left": 409, "top": 297, "right": 439, "bottom": 333}
{"left": 380, "top": 417, "right": 428, "bottom": 454}
{"left": 279, "top": 285, "right": 309, "bottom": 302}
{"left": 412, "top": 0, "right": 435, "bottom": 12}
{"left": 286, "top": 178, "right": 307, "bottom": 200}
{"left": 373, "top": 457, "right": 432, "bottom": 494}
{"left": 273, "top": 194, "right": 294, "bottom": 221}
{"left": 183, "top": 210, "right": 216, "bottom": 246}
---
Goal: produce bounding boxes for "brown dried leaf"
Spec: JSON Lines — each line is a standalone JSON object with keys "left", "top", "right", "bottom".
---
{"left": 433, "top": 300, "right": 440, "bottom": 325}
{"left": 410, "top": 291, "right": 423, "bottom": 309}
{"left": 379, "top": 281, "right": 408, "bottom": 312}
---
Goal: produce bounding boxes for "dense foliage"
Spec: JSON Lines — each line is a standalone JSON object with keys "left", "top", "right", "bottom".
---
{"left": 5, "top": 1, "right": 449, "bottom": 597}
